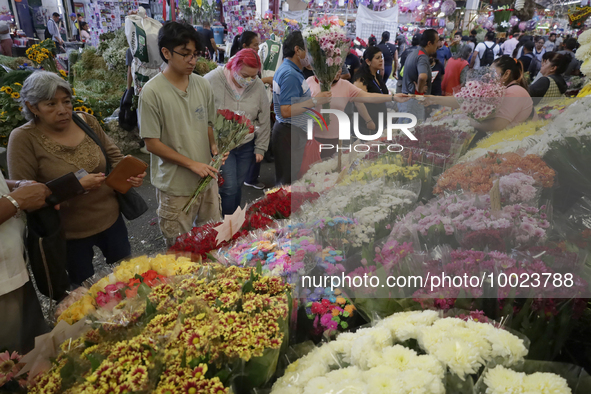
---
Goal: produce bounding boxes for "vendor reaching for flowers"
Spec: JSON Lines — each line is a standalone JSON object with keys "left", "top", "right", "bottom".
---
{"left": 423, "top": 55, "right": 533, "bottom": 135}
{"left": 307, "top": 66, "right": 409, "bottom": 159}
{"left": 204, "top": 49, "right": 270, "bottom": 215}
{"left": 8, "top": 71, "right": 146, "bottom": 285}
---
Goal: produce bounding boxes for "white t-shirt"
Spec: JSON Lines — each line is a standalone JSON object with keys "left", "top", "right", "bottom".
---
{"left": 0, "top": 173, "right": 29, "bottom": 297}
{"left": 474, "top": 41, "right": 501, "bottom": 69}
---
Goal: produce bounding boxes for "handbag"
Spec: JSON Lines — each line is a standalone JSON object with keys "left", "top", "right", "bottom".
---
{"left": 26, "top": 206, "right": 70, "bottom": 301}
{"left": 73, "top": 113, "right": 149, "bottom": 220}
{"left": 118, "top": 87, "right": 138, "bottom": 132}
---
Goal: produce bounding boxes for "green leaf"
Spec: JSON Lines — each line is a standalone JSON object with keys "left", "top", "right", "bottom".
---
{"left": 138, "top": 283, "right": 152, "bottom": 298}
{"left": 86, "top": 353, "right": 106, "bottom": 372}
{"left": 180, "top": 349, "right": 187, "bottom": 368}
{"left": 145, "top": 298, "right": 157, "bottom": 317}
{"left": 205, "top": 252, "right": 217, "bottom": 262}
{"left": 242, "top": 279, "right": 254, "bottom": 294}
{"left": 134, "top": 273, "right": 144, "bottom": 282}
{"left": 256, "top": 259, "right": 263, "bottom": 277}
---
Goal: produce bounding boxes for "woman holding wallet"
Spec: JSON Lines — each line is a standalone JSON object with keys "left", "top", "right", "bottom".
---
{"left": 8, "top": 71, "right": 146, "bottom": 285}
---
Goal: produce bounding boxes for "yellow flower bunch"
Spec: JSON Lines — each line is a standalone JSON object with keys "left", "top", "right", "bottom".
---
{"left": 578, "top": 82, "right": 591, "bottom": 97}
{"left": 341, "top": 162, "right": 427, "bottom": 185}
{"left": 58, "top": 255, "right": 202, "bottom": 324}
{"left": 473, "top": 119, "right": 549, "bottom": 150}
{"left": 33, "top": 263, "right": 291, "bottom": 394}
{"left": 73, "top": 105, "right": 94, "bottom": 116}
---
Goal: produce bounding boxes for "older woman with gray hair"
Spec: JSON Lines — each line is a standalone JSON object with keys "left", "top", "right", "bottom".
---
{"left": 442, "top": 44, "right": 472, "bottom": 96}
{"left": 7, "top": 71, "right": 145, "bottom": 285}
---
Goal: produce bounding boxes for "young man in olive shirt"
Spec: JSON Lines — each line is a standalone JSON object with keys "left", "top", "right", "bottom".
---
{"left": 139, "top": 22, "right": 227, "bottom": 246}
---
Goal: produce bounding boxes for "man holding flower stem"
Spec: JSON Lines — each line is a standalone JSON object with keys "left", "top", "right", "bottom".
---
{"left": 139, "top": 22, "right": 228, "bottom": 247}
{"left": 272, "top": 31, "right": 332, "bottom": 185}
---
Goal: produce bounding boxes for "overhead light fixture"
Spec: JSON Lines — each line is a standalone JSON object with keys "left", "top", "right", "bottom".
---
{"left": 545, "top": 8, "right": 550, "bottom": 10}
{"left": 562, "top": 0, "right": 581, "bottom": 4}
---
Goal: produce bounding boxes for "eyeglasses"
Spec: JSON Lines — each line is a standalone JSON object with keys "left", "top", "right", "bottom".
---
{"left": 172, "top": 50, "right": 200, "bottom": 62}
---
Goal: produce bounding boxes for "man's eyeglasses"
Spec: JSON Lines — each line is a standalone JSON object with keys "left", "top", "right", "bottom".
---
{"left": 172, "top": 50, "right": 200, "bottom": 62}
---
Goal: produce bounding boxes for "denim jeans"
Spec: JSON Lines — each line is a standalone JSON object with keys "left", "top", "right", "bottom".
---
{"left": 271, "top": 122, "right": 307, "bottom": 185}
{"left": 66, "top": 214, "right": 131, "bottom": 285}
{"left": 220, "top": 140, "right": 255, "bottom": 215}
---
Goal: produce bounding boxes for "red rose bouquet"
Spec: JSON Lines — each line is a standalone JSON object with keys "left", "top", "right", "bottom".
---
{"left": 183, "top": 109, "right": 255, "bottom": 213}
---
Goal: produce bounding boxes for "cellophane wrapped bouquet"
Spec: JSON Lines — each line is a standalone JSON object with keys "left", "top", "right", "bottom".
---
{"left": 302, "top": 16, "right": 350, "bottom": 124}
{"left": 183, "top": 109, "right": 255, "bottom": 213}
{"left": 454, "top": 70, "right": 505, "bottom": 121}
{"left": 29, "top": 263, "right": 292, "bottom": 394}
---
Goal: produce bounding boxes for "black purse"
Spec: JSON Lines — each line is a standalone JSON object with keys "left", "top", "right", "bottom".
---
{"left": 73, "top": 113, "right": 148, "bottom": 220}
{"left": 26, "top": 206, "right": 70, "bottom": 301}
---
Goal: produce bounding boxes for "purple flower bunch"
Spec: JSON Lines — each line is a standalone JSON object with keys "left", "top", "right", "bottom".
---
{"left": 390, "top": 194, "right": 550, "bottom": 251}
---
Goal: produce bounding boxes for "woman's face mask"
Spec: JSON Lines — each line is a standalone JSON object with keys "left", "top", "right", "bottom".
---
{"left": 233, "top": 71, "right": 255, "bottom": 88}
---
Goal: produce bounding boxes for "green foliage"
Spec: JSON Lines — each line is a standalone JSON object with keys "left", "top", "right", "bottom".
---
{"left": 100, "top": 28, "right": 129, "bottom": 74}
{"left": 0, "top": 83, "right": 26, "bottom": 148}
{"left": 194, "top": 57, "right": 218, "bottom": 76}
{"left": 0, "top": 55, "right": 29, "bottom": 70}
{"left": 0, "top": 70, "right": 33, "bottom": 87}
{"left": 71, "top": 46, "right": 126, "bottom": 120}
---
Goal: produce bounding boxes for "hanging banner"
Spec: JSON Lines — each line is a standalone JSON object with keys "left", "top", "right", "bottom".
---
{"left": 14, "top": 0, "right": 35, "bottom": 37}
{"left": 355, "top": 5, "right": 398, "bottom": 44}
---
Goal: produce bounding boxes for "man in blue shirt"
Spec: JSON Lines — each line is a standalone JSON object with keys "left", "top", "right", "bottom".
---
{"left": 272, "top": 31, "right": 331, "bottom": 185}
{"left": 436, "top": 35, "right": 451, "bottom": 67}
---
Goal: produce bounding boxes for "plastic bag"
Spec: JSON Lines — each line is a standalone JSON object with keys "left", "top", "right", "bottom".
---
{"left": 124, "top": 7, "right": 164, "bottom": 94}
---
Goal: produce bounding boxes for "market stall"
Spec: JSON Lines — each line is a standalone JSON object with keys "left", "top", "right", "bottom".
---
{"left": 3, "top": 11, "right": 591, "bottom": 394}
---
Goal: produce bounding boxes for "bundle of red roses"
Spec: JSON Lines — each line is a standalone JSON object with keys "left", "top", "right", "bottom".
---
{"left": 183, "top": 109, "right": 255, "bottom": 213}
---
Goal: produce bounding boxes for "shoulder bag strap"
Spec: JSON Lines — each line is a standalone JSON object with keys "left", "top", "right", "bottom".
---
{"left": 72, "top": 112, "right": 112, "bottom": 174}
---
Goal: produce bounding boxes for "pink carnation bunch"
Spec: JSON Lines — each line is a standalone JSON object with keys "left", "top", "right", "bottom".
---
{"left": 455, "top": 79, "right": 505, "bottom": 121}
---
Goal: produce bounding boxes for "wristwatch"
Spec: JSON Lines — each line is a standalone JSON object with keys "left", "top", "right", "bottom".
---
{"left": 1, "top": 194, "right": 21, "bottom": 218}
{"left": 311, "top": 97, "right": 318, "bottom": 106}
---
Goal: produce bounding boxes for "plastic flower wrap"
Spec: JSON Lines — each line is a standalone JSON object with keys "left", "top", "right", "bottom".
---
{"left": 183, "top": 109, "right": 256, "bottom": 213}
{"left": 543, "top": 134, "right": 591, "bottom": 199}
{"left": 435, "top": 152, "right": 555, "bottom": 195}
{"left": 391, "top": 122, "right": 476, "bottom": 172}
{"left": 57, "top": 255, "right": 201, "bottom": 324}
{"left": 524, "top": 99, "right": 591, "bottom": 157}
{"left": 29, "top": 264, "right": 292, "bottom": 394}
{"left": 454, "top": 71, "right": 505, "bottom": 121}
{"left": 170, "top": 187, "right": 292, "bottom": 260}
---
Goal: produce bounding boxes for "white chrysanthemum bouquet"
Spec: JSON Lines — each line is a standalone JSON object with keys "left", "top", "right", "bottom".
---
{"left": 271, "top": 310, "right": 529, "bottom": 394}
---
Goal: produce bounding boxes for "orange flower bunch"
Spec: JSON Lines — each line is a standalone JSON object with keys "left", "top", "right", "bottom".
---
{"left": 434, "top": 152, "right": 555, "bottom": 195}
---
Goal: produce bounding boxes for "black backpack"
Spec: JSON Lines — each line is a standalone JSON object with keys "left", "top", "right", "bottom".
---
{"left": 480, "top": 42, "right": 497, "bottom": 67}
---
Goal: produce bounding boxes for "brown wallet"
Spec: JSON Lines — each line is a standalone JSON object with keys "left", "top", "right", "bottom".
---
{"left": 105, "top": 155, "right": 148, "bottom": 194}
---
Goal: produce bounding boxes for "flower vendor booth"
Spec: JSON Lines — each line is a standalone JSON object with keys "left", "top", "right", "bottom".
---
{"left": 4, "top": 13, "right": 591, "bottom": 394}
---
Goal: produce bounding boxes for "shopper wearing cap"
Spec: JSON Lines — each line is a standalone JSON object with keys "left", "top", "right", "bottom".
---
{"left": 69, "top": 13, "right": 79, "bottom": 41}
